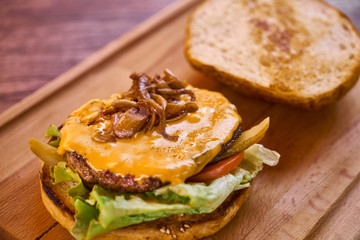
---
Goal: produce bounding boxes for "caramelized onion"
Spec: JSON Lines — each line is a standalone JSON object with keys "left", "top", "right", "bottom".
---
{"left": 150, "top": 93, "right": 167, "bottom": 109}
{"left": 166, "top": 102, "right": 199, "bottom": 122}
{"left": 114, "top": 107, "right": 149, "bottom": 138}
{"left": 89, "top": 70, "right": 198, "bottom": 142}
{"left": 91, "top": 132, "right": 116, "bottom": 143}
{"left": 112, "top": 99, "right": 137, "bottom": 111}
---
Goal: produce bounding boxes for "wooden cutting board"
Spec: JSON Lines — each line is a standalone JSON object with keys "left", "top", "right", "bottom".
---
{"left": 1, "top": 0, "right": 360, "bottom": 239}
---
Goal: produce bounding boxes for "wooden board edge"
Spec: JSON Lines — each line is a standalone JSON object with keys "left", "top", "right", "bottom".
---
{"left": 0, "top": 0, "right": 201, "bottom": 129}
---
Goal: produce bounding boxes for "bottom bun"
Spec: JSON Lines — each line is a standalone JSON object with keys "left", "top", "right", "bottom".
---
{"left": 40, "top": 163, "right": 251, "bottom": 240}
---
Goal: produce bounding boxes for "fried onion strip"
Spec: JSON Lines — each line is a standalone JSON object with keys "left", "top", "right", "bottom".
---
{"left": 89, "top": 70, "right": 198, "bottom": 142}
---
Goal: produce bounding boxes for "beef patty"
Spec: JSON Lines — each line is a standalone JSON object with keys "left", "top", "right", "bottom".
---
{"left": 67, "top": 124, "right": 242, "bottom": 193}
{"left": 67, "top": 152, "right": 166, "bottom": 193}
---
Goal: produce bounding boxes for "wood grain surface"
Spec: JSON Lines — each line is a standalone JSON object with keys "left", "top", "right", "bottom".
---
{"left": 0, "top": 0, "right": 177, "bottom": 113}
{"left": 1, "top": 0, "right": 360, "bottom": 240}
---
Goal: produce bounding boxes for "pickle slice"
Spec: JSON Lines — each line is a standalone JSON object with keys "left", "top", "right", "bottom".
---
{"left": 218, "top": 117, "right": 270, "bottom": 160}
{"left": 29, "top": 138, "right": 65, "bottom": 166}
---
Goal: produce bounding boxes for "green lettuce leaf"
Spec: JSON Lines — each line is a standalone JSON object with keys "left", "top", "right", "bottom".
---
{"left": 52, "top": 144, "right": 279, "bottom": 240}
{"left": 238, "top": 144, "right": 280, "bottom": 183}
{"left": 52, "top": 162, "right": 89, "bottom": 198}
{"left": 45, "top": 125, "right": 61, "bottom": 147}
{"left": 72, "top": 199, "right": 100, "bottom": 240}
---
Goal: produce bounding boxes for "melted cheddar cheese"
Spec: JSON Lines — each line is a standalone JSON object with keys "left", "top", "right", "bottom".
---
{"left": 58, "top": 88, "right": 241, "bottom": 184}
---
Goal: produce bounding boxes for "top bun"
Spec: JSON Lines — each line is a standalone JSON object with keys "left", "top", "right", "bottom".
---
{"left": 185, "top": 0, "right": 360, "bottom": 109}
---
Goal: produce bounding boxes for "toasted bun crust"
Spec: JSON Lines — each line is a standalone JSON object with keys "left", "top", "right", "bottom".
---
{"left": 185, "top": 0, "right": 360, "bottom": 109}
{"left": 40, "top": 163, "right": 251, "bottom": 240}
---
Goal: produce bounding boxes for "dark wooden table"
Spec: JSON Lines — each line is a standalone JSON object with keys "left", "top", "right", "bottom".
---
{"left": 0, "top": 0, "right": 177, "bottom": 113}
{"left": 0, "top": 0, "right": 359, "bottom": 114}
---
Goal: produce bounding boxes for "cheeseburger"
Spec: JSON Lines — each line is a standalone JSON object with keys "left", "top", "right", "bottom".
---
{"left": 30, "top": 70, "right": 279, "bottom": 240}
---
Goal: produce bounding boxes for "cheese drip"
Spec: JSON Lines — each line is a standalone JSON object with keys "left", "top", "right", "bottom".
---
{"left": 58, "top": 88, "right": 241, "bottom": 184}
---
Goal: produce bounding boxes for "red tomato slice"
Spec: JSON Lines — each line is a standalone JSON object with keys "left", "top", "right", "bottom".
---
{"left": 186, "top": 151, "right": 244, "bottom": 183}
